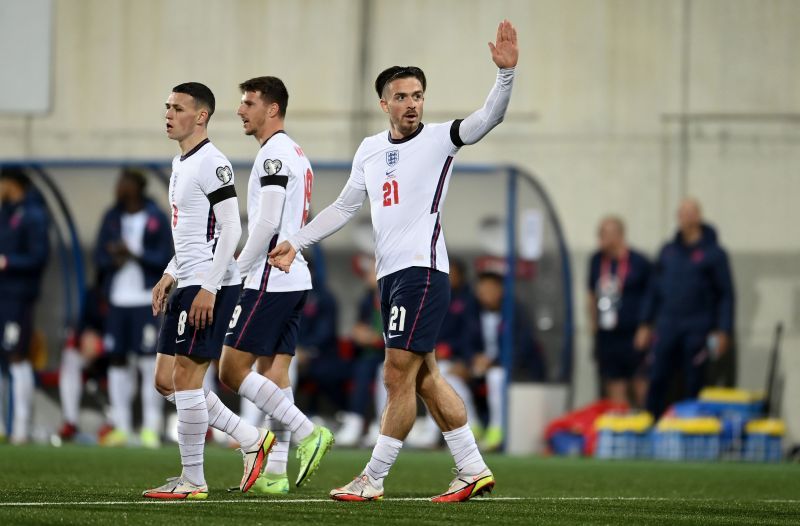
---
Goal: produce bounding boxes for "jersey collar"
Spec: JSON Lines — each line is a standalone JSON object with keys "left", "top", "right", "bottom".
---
{"left": 387, "top": 123, "right": 424, "bottom": 144}
{"left": 180, "top": 138, "right": 211, "bottom": 161}
{"left": 261, "top": 129, "right": 287, "bottom": 147}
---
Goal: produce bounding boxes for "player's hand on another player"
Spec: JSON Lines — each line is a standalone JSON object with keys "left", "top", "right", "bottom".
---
{"left": 189, "top": 288, "right": 216, "bottom": 330}
{"left": 489, "top": 19, "right": 518, "bottom": 69}
{"left": 267, "top": 241, "right": 297, "bottom": 273}
{"left": 152, "top": 274, "right": 175, "bottom": 316}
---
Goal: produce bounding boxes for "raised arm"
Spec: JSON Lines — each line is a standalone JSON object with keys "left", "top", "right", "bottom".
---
{"left": 454, "top": 20, "right": 518, "bottom": 146}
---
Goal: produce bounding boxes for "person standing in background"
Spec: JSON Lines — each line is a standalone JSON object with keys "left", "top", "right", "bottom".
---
{"left": 0, "top": 167, "right": 49, "bottom": 445}
{"left": 94, "top": 168, "right": 173, "bottom": 447}
{"left": 587, "top": 216, "right": 651, "bottom": 408}
{"left": 637, "top": 198, "right": 735, "bottom": 418}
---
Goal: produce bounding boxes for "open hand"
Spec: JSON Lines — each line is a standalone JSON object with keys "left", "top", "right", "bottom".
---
{"left": 489, "top": 19, "right": 518, "bottom": 69}
{"left": 268, "top": 241, "right": 297, "bottom": 273}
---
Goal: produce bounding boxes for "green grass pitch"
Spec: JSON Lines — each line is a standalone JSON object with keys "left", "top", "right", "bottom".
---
{"left": 1, "top": 445, "right": 799, "bottom": 525}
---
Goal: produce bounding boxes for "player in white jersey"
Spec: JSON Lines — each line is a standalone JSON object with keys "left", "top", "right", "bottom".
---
{"left": 143, "top": 82, "right": 274, "bottom": 500}
{"left": 218, "top": 76, "right": 333, "bottom": 493}
{"left": 269, "top": 20, "right": 518, "bottom": 502}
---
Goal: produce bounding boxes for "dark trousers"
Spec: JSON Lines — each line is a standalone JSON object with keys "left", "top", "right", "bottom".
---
{"left": 645, "top": 319, "right": 712, "bottom": 418}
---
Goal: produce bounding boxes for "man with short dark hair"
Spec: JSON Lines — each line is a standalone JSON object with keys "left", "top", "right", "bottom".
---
{"left": 143, "top": 82, "right": 272, "bottom": 500}
{"left": 94, "top": 168, "right": 172, "bottom": 447}
{"left": 270, "top": 20, "right": 518, "bottom": 502}
{"left": 0, "top": 167, "right": 48, "bottom": 445}
{"left": 217, "top": 76, "right": 333, "bottom": 494}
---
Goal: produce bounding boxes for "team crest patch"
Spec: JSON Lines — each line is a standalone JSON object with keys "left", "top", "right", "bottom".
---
{"left": 264, "top": 159, "right": 283, "bottom": 176}
{"left": 386, "top": 149, "right": 399, "bottom": 166}
{"left": 216, "top": 166, "right": 233, "bottom": 184}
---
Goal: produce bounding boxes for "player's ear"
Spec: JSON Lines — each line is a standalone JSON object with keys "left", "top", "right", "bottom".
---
{"left": 379, "top": 98, "right": 389, "bottom": 114}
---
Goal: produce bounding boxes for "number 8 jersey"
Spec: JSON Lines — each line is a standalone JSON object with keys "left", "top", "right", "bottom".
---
{"left": 243, "top": 131, "right": 313, "bottom": 292}
{"left": 347, "top": 121, "right": 460, "bottom": 280}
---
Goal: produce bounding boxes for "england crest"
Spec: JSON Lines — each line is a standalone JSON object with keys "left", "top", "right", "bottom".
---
{"left": 264, "top": 159, "right": 283, "bottom": 176}
{"left": 216, "top": 166, "right": 233, "bottom": 184}
{"left": 386, "top": 149, "right": 399, "bottom": 166}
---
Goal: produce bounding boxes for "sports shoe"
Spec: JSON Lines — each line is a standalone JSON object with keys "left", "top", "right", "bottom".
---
{"left": 58, "top": 422, "right": 79, "bottom": 442}
{"left": 329, "top": 473, "right": 384, "bottom": 502}
{"left": 481, "top": 426, "right": 504, "bottom": 451}
{"left": 100, "top": 428, "right": 129, "bottom": 447}
{"left": 430, "top": 468, "right": 495, "bottom": 503}
{"left": 251, "top": 472, "right": 289, "bottom": 495}
{"left": 239, "top": 428, "right": 276, "bottom": 492}
{"left": 140, "top": 428, "right": 162, "bottom": 449}
{"left": 143, "top": 476, "right": 208, "bottom": 500}
{"left": 295, "top": 425, "right": 334, "bottom": 487}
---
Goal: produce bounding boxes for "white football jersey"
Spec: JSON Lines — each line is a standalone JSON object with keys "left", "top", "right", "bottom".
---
{"left": 169, "top": 138, "right": 240, "bottom": 289}
{"left": 243, "top": 131, "right": 313, "bottom": 292}
{"left": 346, "top": 122, "right": 460, "bottom": 280}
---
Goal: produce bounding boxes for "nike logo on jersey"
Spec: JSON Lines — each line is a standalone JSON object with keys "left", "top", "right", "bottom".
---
{"left": 225, "top": 332, "right": 233, "bottom": 336}
{"left": 175, "top": 339, "right": 186, "bottom": 344}
{"left": 387, "top": 333, "right": 403, "bottom": 339}
{"left": 385, "top": 169, "right": 397, "bottom": 177}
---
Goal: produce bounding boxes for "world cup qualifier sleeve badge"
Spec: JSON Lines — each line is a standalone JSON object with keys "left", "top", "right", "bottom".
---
{"left": 386, "top": 149, "right": 399, "bottom": 166}
{"left": 216, "top": 165, "right": 233, "bottom": 184}
{"left": 264, "top": 159, "right": 283, "bottom": 176}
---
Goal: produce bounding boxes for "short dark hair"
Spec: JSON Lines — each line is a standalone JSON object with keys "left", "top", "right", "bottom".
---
{"left": 0, "top": 166, "right": 31, "bottom": 189}
{"left": 374, "top": 66, "right": 427, "bottom": 98}
{"left": 172, "top": 82, "right": 215, "bottom": 120}
{"left": 120, "top": 167, "right": 147, "bottom": 194}
{"left": 239, "top": 76, "right": 289, "bottom": 117}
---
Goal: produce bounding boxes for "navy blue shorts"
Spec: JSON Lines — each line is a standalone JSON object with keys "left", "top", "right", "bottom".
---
{"left": 595, "top": 329, "right": 647, "bottom": 380}
{"left": 156, "top": 285, "right": 240, "bottom": 360}
{"left": 104, "top": 305, "right": 159, "bottom": 356}
{"left": 0, "top": 300, "right": 34, "bottom": 356}
{"left": 224, "top": 289, "right": 308, "bottom": 356}
{"left": 378, "top": 267, "right": 450, "bottom": 353}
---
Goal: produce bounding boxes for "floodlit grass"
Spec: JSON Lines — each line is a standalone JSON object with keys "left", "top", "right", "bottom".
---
{"left": 1, "top": 445, "right": 799, "bottom": 525}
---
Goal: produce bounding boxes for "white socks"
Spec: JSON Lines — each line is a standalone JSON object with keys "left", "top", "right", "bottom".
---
{"left": 59, "top": 348, "right": 84, "bottom": 425}
{"left": 364, "top": 434, "right": 402, "bottom": 489}
{"left": 108, "top": 366, "right": 134, "bottom": 434}
{"left": 486, "top": 366, "right": 505, "bottom": 429}
{"left": 238, "top": 371, "right": 314, "bottom": 441}
{"left": 10, "top": 361, "right": 34, "bottom": 442}
{"left": 138, "top": 356, "right": 163, "bottom": 433}
{"left": 175, "top": 389, "right": 207, "bottom": 486}
{"left": 206, "top": 388, "right": 259, "bottom": 449}
{"left": 443, "top": 423, "right": 488, "bottom": 476}
{"left": 264, "top": 387, "right": 293, "bottom": 475}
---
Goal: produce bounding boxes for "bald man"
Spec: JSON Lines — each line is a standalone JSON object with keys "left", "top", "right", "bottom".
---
{"left": 587, "top": 216, "right": 651, "bottom": 408}
{"left": 637, "top": 198, "right": 735, "bottom": 418}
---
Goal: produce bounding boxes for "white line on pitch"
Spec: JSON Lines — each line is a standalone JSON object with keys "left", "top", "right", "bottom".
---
{"left": 2, "top": 497, "right": 799, "bottom": 507}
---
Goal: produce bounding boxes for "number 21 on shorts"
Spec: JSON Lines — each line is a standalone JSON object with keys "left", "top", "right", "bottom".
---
{"left": 389, "top": 305, "right": 406, "bottom": 332}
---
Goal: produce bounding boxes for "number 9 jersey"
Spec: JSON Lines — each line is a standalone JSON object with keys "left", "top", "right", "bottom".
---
{"left": 243, "top": 131, "right": 313, "bottom": 292}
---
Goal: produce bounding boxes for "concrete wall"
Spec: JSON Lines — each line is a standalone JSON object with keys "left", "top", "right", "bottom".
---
{"left": 1, "top": 0, "right": 798, "bottom": 438}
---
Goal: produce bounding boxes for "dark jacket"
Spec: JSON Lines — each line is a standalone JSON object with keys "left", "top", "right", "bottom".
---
{"left": 481, "top": 303, "right": 547, "bottom": 381}
{"left": 94, "top": 199, "right": 172, "bottom": 299}
{"left": 588, "top": 248, "right": 651, "bottom": 333}
{"left": 436, "top": 284, "right": 482, "bottom": 362}
{"left": 297, "top": 281, "right": 339, "bottom": 355}
{"left": 641, "top": 224, "right": 734, "bottom": 333}
{"left": 0, "top": 194, "right": 49, "bottom": 301}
